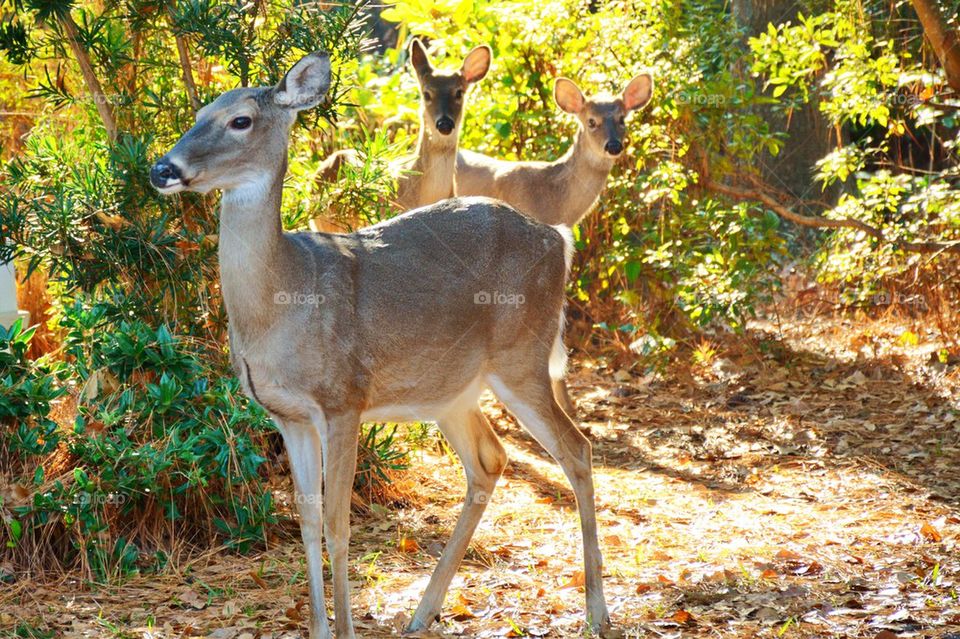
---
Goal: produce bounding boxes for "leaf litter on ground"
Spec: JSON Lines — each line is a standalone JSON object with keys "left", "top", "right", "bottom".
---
{"left": 2, "top": 314, "right": 960, "bottom": 638}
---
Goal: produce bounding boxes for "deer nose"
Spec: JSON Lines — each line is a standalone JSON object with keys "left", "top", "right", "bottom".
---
{"left": 435, "top": 117, "right": 455, "bottom": 135}
{"left": 150, "top": 159, "right": 183, "bottom": 188}
{"left": 604, "top": 139, "right": 624, "bottom": 156}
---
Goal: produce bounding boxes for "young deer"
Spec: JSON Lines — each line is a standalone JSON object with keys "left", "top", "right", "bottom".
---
{"left": 456, "top": 73, "right": 654, "bottom": 226}
{"left": 150, "top": 52, "right": 610, "bottom": 639}
{"left": 395, "top": 38, "right": 491, "bottom": 209}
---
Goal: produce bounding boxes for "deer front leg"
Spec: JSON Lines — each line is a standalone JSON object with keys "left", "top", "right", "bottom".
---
{"left": 280, "top": 420, "right": 331, "bottom": 639}
{"left": 320, "top": 412, "right": 361, "bottom": 639}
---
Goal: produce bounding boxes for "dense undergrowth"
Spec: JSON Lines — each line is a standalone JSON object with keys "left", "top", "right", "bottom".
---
{"left": 1, "top": 0, "right": 959, "bottom": 579}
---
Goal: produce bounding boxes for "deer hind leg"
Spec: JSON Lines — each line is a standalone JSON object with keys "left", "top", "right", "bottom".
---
{"left": 278, "top": 418, "right": 332, "bottom": 639}
{"left": 552, "top": 377, "right": 578, "bottom": 418}
{"left": 487, "top": 373, "right": 611, "bottom": 636}
{"left": 408, "top": 405, "right": 507, "bottom": 632}
{"left": 320, "top": 411, "right": 360, "bottom": 639}
{"left": 550, "top": 323, "right": 577, "bottom": 418}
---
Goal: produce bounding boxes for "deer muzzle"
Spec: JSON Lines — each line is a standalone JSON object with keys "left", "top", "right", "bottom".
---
{"left": 435, "top": 116, "right": 455, "bottom": 135}
{"left": 604, "top": 139, "right": 624, "bottom": 156}
{"left": 150, "top": 158, "right": 186, "bottom": 192}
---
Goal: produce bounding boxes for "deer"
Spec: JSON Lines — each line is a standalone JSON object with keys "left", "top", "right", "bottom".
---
{"left": 456, "top": 73, "right": 654, "bottom": 226}
{"left": 150, "top": 51, "right": 610, "bottom": 639}
{"left": 395, "top": 38, "right": 491, "bottom": 209}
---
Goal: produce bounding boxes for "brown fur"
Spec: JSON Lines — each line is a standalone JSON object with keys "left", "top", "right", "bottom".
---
{"left": 396, "top": 39, "right": 491, "bottom": 209}
{"left": 456, "top": 74, "right": 654, "bottom": 226}
{"left": 151, "top": 52, "right": 610, "bottom": 639}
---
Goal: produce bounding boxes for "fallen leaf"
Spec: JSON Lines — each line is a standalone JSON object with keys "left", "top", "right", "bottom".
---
{"left": 920, "top": 521, "right": 942, "bottom": 542}
{"left": 603, "top": 534, "right": 625, "bottom": 547}
{"left": 178, "top": 589, "right": 207, "bottom": 610}
{"left": 671, "top": 609, "right": 695, "bottom": 626}
{"left": 397, "top": 537, "right": 420, "bottom": 553}
{"left": 794, "top": 561, "right": 823, "bottom": 576}
{"left": 449, "top": 602, "right": 475, "bottom": 620}
{"left": 561, "top": 570, "right": 585, "bottom": 589}
{"left": 285, "top": 605, "right": 302, "bottom": 622}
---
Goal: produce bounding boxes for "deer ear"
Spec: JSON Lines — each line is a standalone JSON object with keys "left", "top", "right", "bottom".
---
{"left": 554, "top": 78, "right": 585, "bottom": 114}
{"left": 461, "top": 45, "right": 491, "bottom": 84}
{"left": 409, "top": 38, "right": 432, "bottom": 78}
{"left": 274, "top": 51, "right": 331, "bottom": 111}
{"left": 623, "top": 73, "right": 653, "bottom": 111}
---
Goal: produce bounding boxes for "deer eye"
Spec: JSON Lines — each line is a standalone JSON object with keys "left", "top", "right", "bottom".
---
{"left": 229, "top": 116, "right": 252, "bottom": 130}
{"left": 423, "top": 91, "right": 433, "bottom": 102}
{"left": 588, "top": 118, "right": 597, "bottom": 128}
{"left": 455, "top": 89, "right": 464, "bottom": 99}
{"left": 619, "top": 116, "right": 626, "bottom": 124}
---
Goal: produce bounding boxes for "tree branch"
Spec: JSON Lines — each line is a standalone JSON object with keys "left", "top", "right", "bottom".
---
{"left": 167, "top": 2, "right": 201, "bottom": 113}
{"left": 59, "top": 11, "right": 117, "bottom": 142}
{"left": 174, "top": 35, "right": 201, "bottom": 112}
{"left": 910, "top": 0, "right": 960, "bottom": 93}
{"left": 702, "top": 178, "right": 960, "bottom": 255}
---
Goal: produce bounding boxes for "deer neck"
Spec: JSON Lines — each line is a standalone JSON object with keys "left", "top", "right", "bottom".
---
{"left": 553, "top": 128, "right": 615, "bottom": 225}
{"left": 412, "top": 118, "right": 458, "bottom": 200}
{"left": 218, "top": 161, "right": 289, "bottom": 342}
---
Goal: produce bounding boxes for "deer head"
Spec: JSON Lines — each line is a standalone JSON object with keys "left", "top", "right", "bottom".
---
{"left": 409, "top": 38, "right": 491, "bottom": 138}
{"left": 554, "top": 73, "right": 653, "bottom": 159}
{"left": 150, "top": 52, "right": 332, "bottom": 195}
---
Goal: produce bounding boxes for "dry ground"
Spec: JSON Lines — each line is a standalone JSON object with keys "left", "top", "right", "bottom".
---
{"left": 3, "top": 315, "right": 960, "bottom": 639}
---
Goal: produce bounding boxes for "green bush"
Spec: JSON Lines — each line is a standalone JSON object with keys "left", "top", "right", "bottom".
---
{"left": 366, "top": 0, "right": 789, "bottom": 339}
{"left": 2, "top": 303, "right": 279, "bottom": 581}
{"left": 750, "top": 3, "right": 960, "bottom": 305}
{"left": 0, "top": 319, "right": 65, "bottom": 464}
{"left": 3, "top": 0, "right": 960, "bottom": 580}
{"left": 0, "top": 0, "right": 391, "bottom": 579}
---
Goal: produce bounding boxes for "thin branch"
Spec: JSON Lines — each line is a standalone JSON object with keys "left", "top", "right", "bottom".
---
{"left": 175, "top": 36, "right": 201, "bottom": 112}
{"left": 59, "top": 11, "right": 117, "bottom": 142}
{"left": 910, "top": 0, "right": 960, "bottom": 93}
{"left": 703, "top": 178, "right": 960, "bottom": 255}
{"left": 166, "top": 2, "right": 201, "bottom": 112}
{"left": 703, "top": 179, "right": 883, "bottom": 238}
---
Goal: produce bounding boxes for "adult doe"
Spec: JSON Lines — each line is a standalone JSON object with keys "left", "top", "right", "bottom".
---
{"left": 150, "top": 52, "right": 610, "bottom": 639}
{"left": 396, "top": 38, "right": 491, "bottom": 209}
{"left": 456, "top": 73, "right": 653, "bottom": 226}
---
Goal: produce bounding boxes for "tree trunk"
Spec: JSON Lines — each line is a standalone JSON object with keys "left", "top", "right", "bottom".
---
{"left": 731, "top": 0, "right": 835, "bottom": 205}
{"left": 59, "top": 11, "right": 118, "bottom": 142}
{"left": 911, "top": 0, "right": 960, "bottom": 93}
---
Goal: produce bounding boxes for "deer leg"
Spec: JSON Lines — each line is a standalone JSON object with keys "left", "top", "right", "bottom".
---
{"left": 408, "top": 406, "right": 507, "bottom": 631}
{"left": 279, "top": 420, "right": 331, "bottom": 639}
{"left": 552, "top": 376, "right": 578, "bottom": 418}
{"left": 487, "top": 376, "right": 611, "bottom": 636}
{"left": 320, "top": 412, "right": 360, "bottom": 639}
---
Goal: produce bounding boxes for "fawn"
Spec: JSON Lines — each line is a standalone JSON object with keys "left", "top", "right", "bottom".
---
{"left": 396, "top": 38, "right": 491, "bottom": 209}
{"left": 456, "top": 73, "right": 653, "bottom": 226}
{"left": 151, "top": 51, "right": 610, "bottom": 639}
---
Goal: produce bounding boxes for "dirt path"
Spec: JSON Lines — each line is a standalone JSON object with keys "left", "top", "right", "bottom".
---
{"left": 3, "top": 317, "right": 960, "bottom": 638}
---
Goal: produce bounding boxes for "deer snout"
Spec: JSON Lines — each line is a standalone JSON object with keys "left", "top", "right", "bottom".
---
{"left": 435, "top": 116, "right": 455, "bottom": 135}
{"left": 604, "top": 139, "right": 624, "bottom": 156}
{"left": 150, "top": 158, "right": 184, "bottom": 191}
